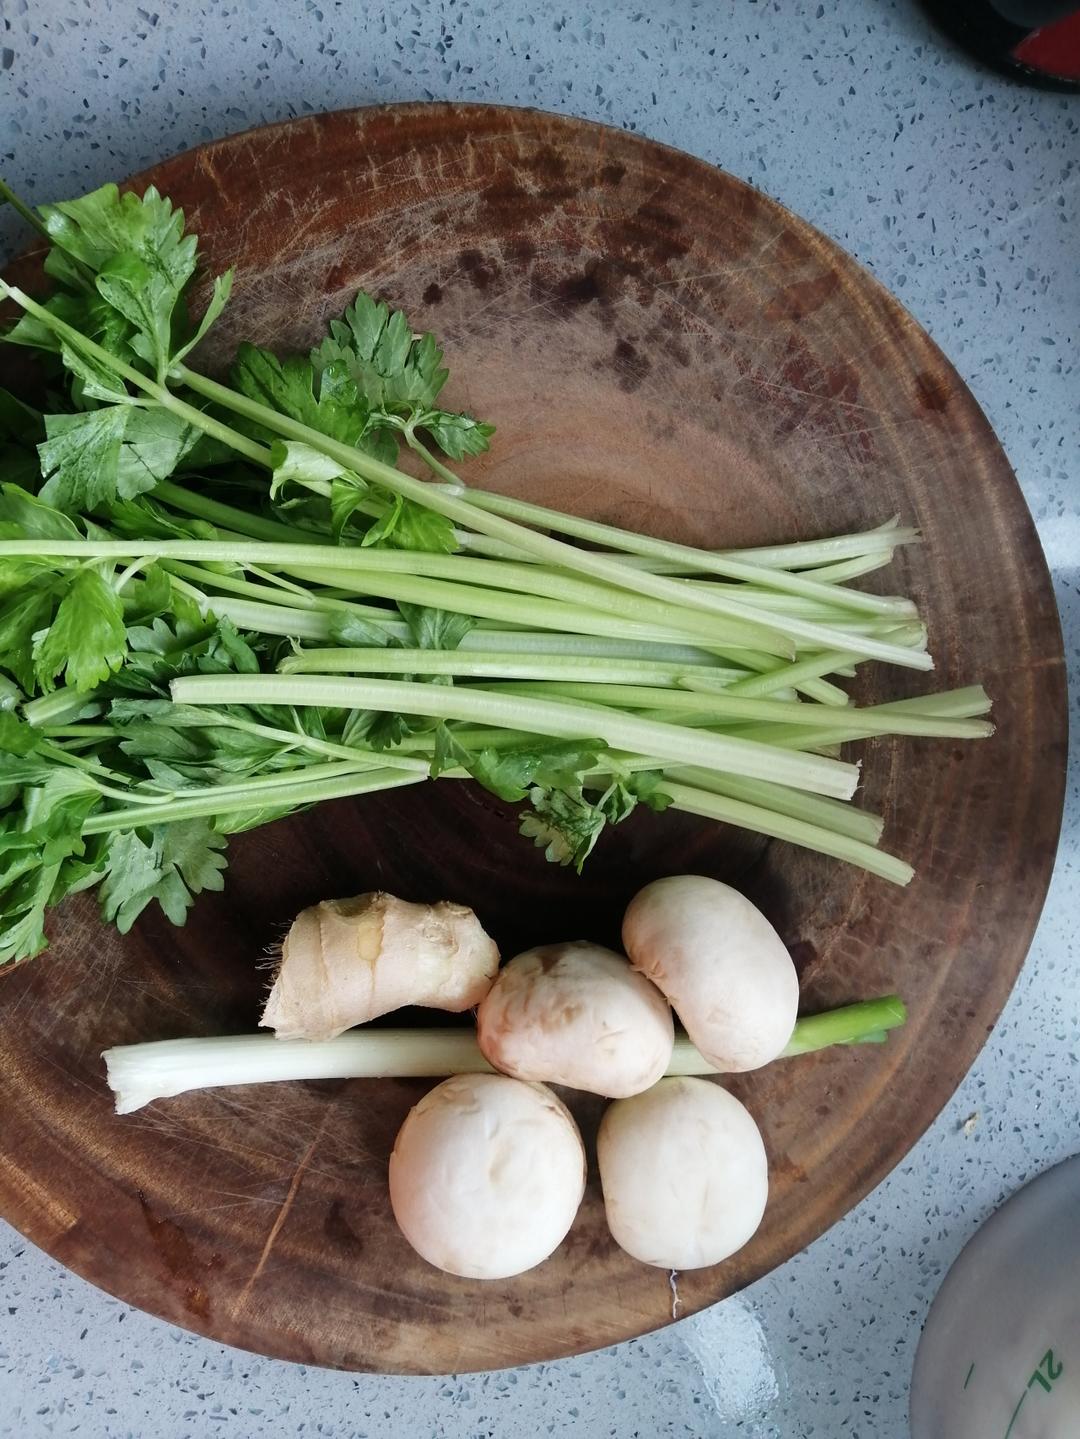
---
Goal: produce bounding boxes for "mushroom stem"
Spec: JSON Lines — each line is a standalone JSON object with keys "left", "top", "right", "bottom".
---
{"left": 103, "top": 997, "right": 906, "bottom": 1113}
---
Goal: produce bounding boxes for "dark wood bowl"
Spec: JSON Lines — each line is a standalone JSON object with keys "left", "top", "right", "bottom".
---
{"left": 0, "top": 105, "right": 1065, "bottom": 1373}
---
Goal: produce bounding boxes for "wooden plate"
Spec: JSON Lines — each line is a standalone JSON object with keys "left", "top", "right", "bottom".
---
{"left": 0, "top": 105, "right": 1066, "bottom": 1374}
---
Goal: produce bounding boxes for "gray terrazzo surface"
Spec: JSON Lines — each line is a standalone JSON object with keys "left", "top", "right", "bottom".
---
{"left": 1, "top": 1, "right": 1077, "bottom": 1435}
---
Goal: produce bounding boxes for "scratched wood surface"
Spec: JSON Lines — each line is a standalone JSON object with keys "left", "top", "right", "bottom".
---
{"left": 0, "top": 106, "right": 1066, "bottom": 1373}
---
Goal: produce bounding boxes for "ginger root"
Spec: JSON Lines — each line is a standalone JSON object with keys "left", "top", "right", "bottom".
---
{"left": 261, "top": 891, "right": 499, "bottom": 1041}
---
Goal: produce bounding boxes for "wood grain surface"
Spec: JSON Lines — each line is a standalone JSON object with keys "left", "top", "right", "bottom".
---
{"left": 0, "top": 105, "right": 1066, "bottom": 1374}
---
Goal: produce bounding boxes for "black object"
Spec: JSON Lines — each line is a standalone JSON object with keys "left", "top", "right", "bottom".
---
{"left": 921, "top": 0, "right": 1080, "bottom": 88}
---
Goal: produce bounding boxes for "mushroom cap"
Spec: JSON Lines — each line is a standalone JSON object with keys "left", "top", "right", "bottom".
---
{"left": 477, "top": 941, "right": 674, "bottom": 1098}
{"left": 622, "top": 875, "right": 798, "bottom": 1072}
{"left": 388, "top": 1073, "right": 586, "bottom": 1279}
{"left": 598, "top": 1076, "right": 768, "bottom": 1270}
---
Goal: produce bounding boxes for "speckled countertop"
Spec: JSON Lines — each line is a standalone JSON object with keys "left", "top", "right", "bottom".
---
{"left": 1, "top": 2, "right": 1077, "bottom": 1435}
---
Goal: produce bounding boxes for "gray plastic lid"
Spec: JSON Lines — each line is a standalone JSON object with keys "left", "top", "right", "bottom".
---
{"left": 910, "top": 1154, "right": 1080, "bottom": 1439}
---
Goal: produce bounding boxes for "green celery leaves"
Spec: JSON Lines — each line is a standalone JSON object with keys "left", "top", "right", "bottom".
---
{"left": 34, "top": 569, "right": 128, "bottom": 693}
{"left": 310, "top": 291, "right": 494, "bottom": 461}
{"left": 38, "top": 407, "right": 200, "bottom": 512}
{"left": 98, "top": 818, "right": 227, "bottom": 931}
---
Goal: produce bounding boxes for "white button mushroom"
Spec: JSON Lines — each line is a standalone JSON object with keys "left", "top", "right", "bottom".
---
{"left": 261, "top": 892, "right": 500, "bottom": 1041}
{"left": 622, "top": 875, "right": 798, "bottom": 1072}
{"left": 388, "top": 1072, "right": 586, "bottom": 1279}
{"left": 597, "top": 1076, "right": 768, "bottom": 1270}
{"left": 476, "top": 941, "right": 675, "bottom": 1098}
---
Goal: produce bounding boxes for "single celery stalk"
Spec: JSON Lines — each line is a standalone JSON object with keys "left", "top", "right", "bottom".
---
{"left": 102, "top": 995, "right": 907, "bottom": 1113}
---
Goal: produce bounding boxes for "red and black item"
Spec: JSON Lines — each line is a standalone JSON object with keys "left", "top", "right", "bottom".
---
{"left": 922, "top": 0, "right": 1080, "bottom": 89}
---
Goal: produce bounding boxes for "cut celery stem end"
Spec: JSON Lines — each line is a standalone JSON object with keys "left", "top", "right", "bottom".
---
{"left": 433, "top": 485, "right": 918, "bottom": 573}
{"left": 662, "top": 779, "right": 915, "bottom": 885}
{"left": 662, "top": 767, "right": 885, "bottom": 846}
{"left": 726, "top": 651, "right": 864, "bottom": 698}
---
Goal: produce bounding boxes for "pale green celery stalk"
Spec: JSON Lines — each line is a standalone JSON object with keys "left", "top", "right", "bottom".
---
{"left": 102, "top": 995, "right": 906, "bottom": 1112}
{"left": 583, "top": 553, "right": 880, "bottom": 580}
{"left": 799, "top": 678, "right": 850, "bottom": 706}
{"left": 246, "top": 620, "right": 731, "bottom": 669}
{"left": 23, "top": 689, "right": 101, "bottom": 728}
{"left": 319, "top": 551, "right": 792, "bottom": 653}
{"left": 81, "top": 766, "right": 422, "bottom": 834}
{"left": 170, "top": 706, "right": 432, "bottom": 771}
{"left": 706, "top": 645, "right": 851, "bottom": 708}
{"left": 484, "top": 680, "right": 994, "bottom": 743}
{"left": 154, "top": 481, "right": 314, "bottom": 545}
{"left": 628, "top": 708, "right": 791, "bottom": 734}
{"left": 724, "top": 708, "right": 995, "bottom": 743}
{"left": 394, "top": 725, "right": 537, "bottom": 752}
{"left": 459, "top": 632, "right": 725, "bottom": 666}
{"left": 357, "top": 550, "right": 933, "bottom": 671}
{"left": 462, "top": 567, "right": 903, "bottom": 626}
{"left": 412, "top": 731, "right": 672, "bottom": 764}
{"left": 677, "top": 719, "right": 842, "bottom": 752}
{"left": 580, "top": 555, "right": 725, "bottom": 575}
{"left": 422, "top": 478, "right": 917, "bottom": 573}
{"left": 725, "top": 650, "right": 864, "bottom": 698}
{"left": 286, "top": 564, "right": 767, "bottom": 651}
{"left": 163, "top": 561, "right": 402, "bottom": 625}
{"left": 447, "top": 529, "right": 534, "bottom": 562}
{"left": 182, "top": 593, "right": 368, "bottom": 644}
{"left": 712, "top": 520, "right": 919, "bottom": 570}
{"left": 278, "top": 647, "right": 734, "bottom": 688}
{"left": 571, "top": 549, "right": 898, "bottom": 582}
{"left": 719, "top": 727, "right": 844, "bottom": 757}
{"left": 42, "top": 696, "right": 431, "bottom": 775}
{"left": 166, "top": 586, "right": 333, "bottom": 643}
{"left": 285, "top": 560, "right": 791, "bottom": 656}
{"left": 870, "top": 686, "right": 992, "bottom": 718}
{"left": 519, "top": 563, "right": 917, "bottom": 620}
{"left": 661, "top": 779, "right": 915, "bottom": 885}
{"left": 661, "top": 766, "right": 885, "bottom": 846}
{"left": 680, "top": 595, "right": 904, "bottom": 627}
{"left": 722, "top": 693, "right": 996, "bottom": 748}
{"left": 787, "top": 676, "right": 850, "bottom": 706}
{"left": 723, "top": 711, "right": 995, "bottom": 749}
{"left": 483, "top": 680, "right": 847, "bottom": 724}
{"left": 397, "top": 725, "right": 678, "bottom": 756}
{"left": 47, "top": 715, "right": 432, "bottom": 777}
{"left": 874, "top": 620, "right": 929, "bottom": 651}
{"left": 804, "top": 552, "right": 896, "bottom": 583}
{"left": 169, "top": 673, "right": 861, "bottom": 798}
{"left": 301, "top": 583, "right": 737, "bottom": 654}
{"left": 168, "top": 370, "right": 928, "bottom": 669}
{"left": 0, "top": 536, "right": 774, "bottom": 652}
{"left": 681, "top": 556, "right": 917, "bottom": 618}
{"left": 151, "top": 757, "right": 426, "bottom": 802}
